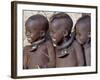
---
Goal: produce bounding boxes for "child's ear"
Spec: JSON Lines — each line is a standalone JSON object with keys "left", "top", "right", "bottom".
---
{"left": 40, "top": 31, "right": 45, "bottom": 37}
{"left": 63, "top": 31, "right": 68, "bottom": 37}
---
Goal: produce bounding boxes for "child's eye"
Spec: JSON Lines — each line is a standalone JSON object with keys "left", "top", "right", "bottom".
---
{"left": 76, "top": 30, "right": 81, "bottom": 36}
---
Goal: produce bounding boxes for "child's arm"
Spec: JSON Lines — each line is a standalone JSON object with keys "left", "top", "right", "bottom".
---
{"left": 73, "top": 40, "right": 85, "bottom": 66}
{"left": 23, "top": 53, "right": 27, "bottom": 69}
{"left": 46, "top": 41, "right": 56, "bottom": 68}
{"left": 23, "top": 46, "right": 30, "bottom": 69}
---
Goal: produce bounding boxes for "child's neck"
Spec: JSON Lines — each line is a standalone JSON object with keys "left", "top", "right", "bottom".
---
{"left": 30, "top": 37, "right": 46, "bottom": 52}
{"left": 57, "top": 36, "right": 70, "bottom": 45}
{"left": 56, "top": 32, "right": 75, "bottom": 50}
{"left": 32, "top": 38, "right": 46, "bottom": 46}
{"left": 55, "top": 36, "right": 73, "bottom": 58}
{"left": 83, "top": 38, "right": 90, "bottom": 48}
{"left": 56, "top": 36, "right": 71, "bottom": 50}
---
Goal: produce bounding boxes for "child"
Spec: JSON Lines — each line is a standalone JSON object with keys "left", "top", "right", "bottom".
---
{"left": 75, "top": 15, "right": 91, "bottom": 66}
{"left": 49, "top": 12, "right": 84, "bottom": 67}
{"left": 23, "top": 14, "right": 55, "bottom": 69}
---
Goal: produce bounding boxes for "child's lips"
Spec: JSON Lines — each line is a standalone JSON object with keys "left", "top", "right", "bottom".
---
{"left": 27, "top": 38, "right": 32, "bottom": 42}
{"left": 52, "top": 38, "right": 56, "bottom": 43}
{"left": 52, "top": 38, "right": 56, "bottom": 42}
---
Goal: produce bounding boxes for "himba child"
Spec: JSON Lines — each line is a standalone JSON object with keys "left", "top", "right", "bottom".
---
{"left": 75, "top": 15, "right": 91, "bottom": 66}
{"left": 49, "top": 12, "right": 84, "bottom": 67}
{"left": 23, "top": 14, "right": 55, "bottom": 69}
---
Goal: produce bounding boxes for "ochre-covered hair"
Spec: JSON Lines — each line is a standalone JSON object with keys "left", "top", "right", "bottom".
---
{"left": 25, "top": 14, "right": 49, "bottom": 32}
{"left": 50, "top": 12, "right": 73, "bottom": 32}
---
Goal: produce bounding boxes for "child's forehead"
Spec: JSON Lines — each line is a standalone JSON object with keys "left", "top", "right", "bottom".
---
{"left": 27, "top": 19, "right": 41, "bottom": 24}
{"left": 51, "top": 19, "right": 70, "bottom": 30}
{"left": 76, "top": 23, "right": 84, "bottom": 29}
{"left": 51, "top": 19, "right": 68, "bottom": 26}
{"left": 76, "top": 16, "right": 90, "bottom": 31}
{"left": 76, "top": 23, "right": 89, "bottom": 32}
{"left": 26, "top": 20, "right": 42, "bottom": 28}
{"left": 25, "top": 22, "right": 43, "bottom": 33}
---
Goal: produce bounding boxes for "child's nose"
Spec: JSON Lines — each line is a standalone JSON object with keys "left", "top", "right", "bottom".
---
{"left": 26, "top": 33, "right": 31, "bottom": 38}
{"left": 26, "top": 33, "right": 28, "bottom": 36}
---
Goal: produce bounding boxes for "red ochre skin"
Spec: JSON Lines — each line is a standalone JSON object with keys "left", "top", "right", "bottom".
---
{"left": 75, "top": 15, "right": 91, "bottom": 66}
{"left": 49, "top": 12, "right": 84, "bottom": 67}
{"left": 23, "top": 40, "right": 56, "bottom": 69}
{"left": 23, "top": 14, "right": 56, "bottom": 69}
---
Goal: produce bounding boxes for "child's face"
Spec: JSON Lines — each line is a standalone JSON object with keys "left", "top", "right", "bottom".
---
{"left": 25, "top": 20, "right": 43, "bottom": 43}
{"left": 50, "top": 19, "right": 69, "bottom": 45}
{"left": 76, "top": 24, "right": 89, "bottom": 45}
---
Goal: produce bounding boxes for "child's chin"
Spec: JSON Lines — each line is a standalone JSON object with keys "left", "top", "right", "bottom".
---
{"left": 27, "top": 40, "right": 32, "bottom": 44}
{"left": 52, "top": 41, "right": 62, "bottom": 47}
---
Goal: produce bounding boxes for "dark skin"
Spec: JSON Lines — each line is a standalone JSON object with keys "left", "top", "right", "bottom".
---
{"left": 25, "top": 20, "right": 44, "bottom": 43}
{"left": 49, "top": 15, "right": 84, "bottom": 67}
{"left": 76, "top": 23, "right": 90, "bottom": 45}
{"left": 50, "top": 19, "right": 69, "bottom": 45}
{"left": 75, "top": 16, "right": 91, "bottom": 66}
{"left": 23, "top": 17, "right": 56, "bottom": 69}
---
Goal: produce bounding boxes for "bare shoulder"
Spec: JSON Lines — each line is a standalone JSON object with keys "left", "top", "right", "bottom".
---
{"left": 24, "top": 45, "right": 31, "bottom": 50}
{"left": 23, "top": 45, "right": 31, "bottom": 54}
